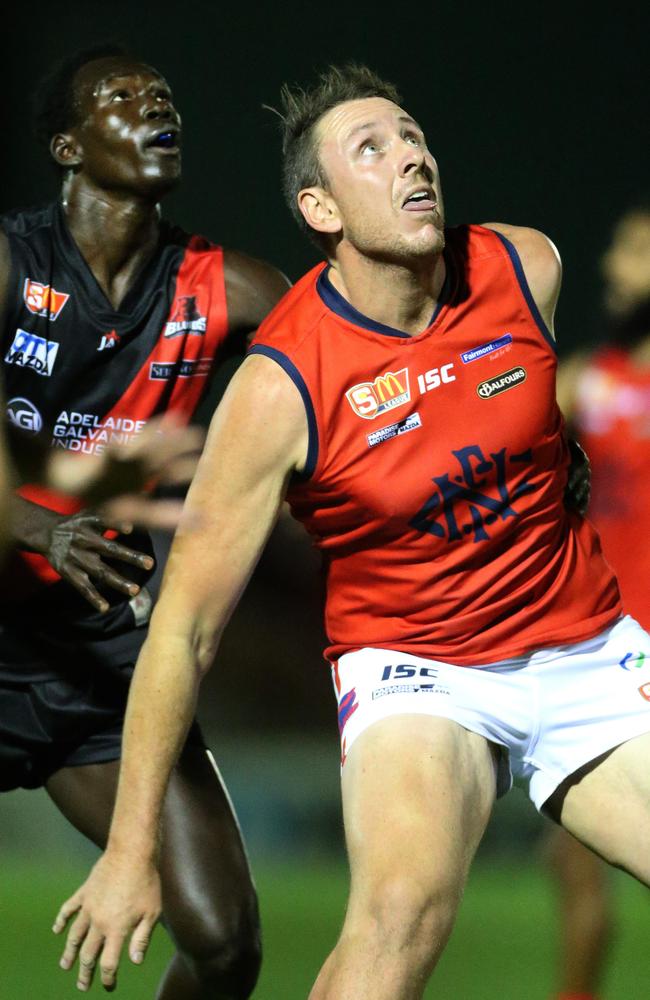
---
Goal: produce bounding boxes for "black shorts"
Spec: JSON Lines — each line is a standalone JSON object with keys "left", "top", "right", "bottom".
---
{"left": 0, "top": 665, "right": 205, "bottom": 791}
{"left": 0, "top": 603, "right": 204, "bottom": 791}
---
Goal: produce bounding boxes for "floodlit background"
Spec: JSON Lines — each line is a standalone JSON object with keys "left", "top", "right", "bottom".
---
{"left": 1, "top": 2, "right": 649, "bottom": 996}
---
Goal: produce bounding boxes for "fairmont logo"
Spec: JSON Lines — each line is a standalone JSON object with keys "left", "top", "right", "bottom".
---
{"left": 476, "top": 366, "right": 527, "bottom": 399}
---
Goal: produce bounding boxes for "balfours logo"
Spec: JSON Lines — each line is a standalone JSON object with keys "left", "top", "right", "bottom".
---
{"left": 476, "top": 366, "right": 527, "bottom": 399}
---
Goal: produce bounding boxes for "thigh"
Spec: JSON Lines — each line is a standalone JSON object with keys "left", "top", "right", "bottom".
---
{"left": 547, "top": 731, "right": 650, "bottom": 885}
{"left": 341, "top": 714, "right": 498, "bottom": 915}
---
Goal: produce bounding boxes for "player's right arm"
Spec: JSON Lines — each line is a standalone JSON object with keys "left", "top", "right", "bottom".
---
{"left": 53, "top": 352, "right": 308, "bottom": 993}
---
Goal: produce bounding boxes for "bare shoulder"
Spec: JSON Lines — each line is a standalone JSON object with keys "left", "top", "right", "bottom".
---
{"left": 223, "top": 248, "right": 291, "bottom": 333}
{"left": 482, "top": 222, "right": 561, "bottom": 275}
{"left": 482, "top": 222, "right": 562, "bottom": 335}
{"left": 208, "top": 351, "right": 309, "bottom": 476}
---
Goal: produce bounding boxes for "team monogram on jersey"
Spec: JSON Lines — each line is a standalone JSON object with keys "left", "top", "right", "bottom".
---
{"left": 23, "top": 278, "right": 70, "bottom": 320}
{"left": 476, "top": 366, "right": 527, "bottom": 399}
{"left": 164, "top": 295, "right": 207, "bottom": 338}
{"left": 5, "top": 328, "right": 60, "bottom": 376}
{"left": 6, "top": 396, "right": 43, "bottom": 433}
{"left": 346, "top": 368, "right": 411, "bottom": 420}
{"left": 409, "top": 443, "right": 537, "bottom": 544}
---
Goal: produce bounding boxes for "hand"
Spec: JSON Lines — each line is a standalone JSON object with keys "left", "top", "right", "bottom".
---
{"left": 564, "top": 438, "right": 591, "bottom": 516}
{"left": 14, "top": 501, "right": 154, "bottom": 612}
{"left": 47, "top": 414, "right": 205, "bottom": 531}
{"left": 53, "top": 852, "right": 161, "bottom": 993}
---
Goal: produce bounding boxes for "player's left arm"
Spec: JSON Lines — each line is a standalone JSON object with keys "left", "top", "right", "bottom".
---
{"left": 223, "top": 250, "right": 290, "bottom": 341}
{"left": 482, "top": 223, "right": 562, "bottom": 337}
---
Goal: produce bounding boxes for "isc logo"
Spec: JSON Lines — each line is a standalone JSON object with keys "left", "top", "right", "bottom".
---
{"left": 346, "top": 368, "right": 411, "bottom": 420}
{"left": 417, "top": 364, "right": 455, "bottom": 393}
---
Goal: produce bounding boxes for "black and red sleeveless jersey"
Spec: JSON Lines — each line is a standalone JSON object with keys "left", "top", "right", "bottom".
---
{"left": 0, "top": 201, "right": 230, "bottom": 677}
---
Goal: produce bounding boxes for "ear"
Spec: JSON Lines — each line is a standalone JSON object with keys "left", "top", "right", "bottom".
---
{"left": 298, "top": 187, "right": 342, "bottom": 237}
{"left": 50, "top": 133, "right": 82, "bottom": 170}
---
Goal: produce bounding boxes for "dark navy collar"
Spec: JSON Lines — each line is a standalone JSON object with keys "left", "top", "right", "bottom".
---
{"left": 316, "top": 250, "right": 453, "bottom": 339}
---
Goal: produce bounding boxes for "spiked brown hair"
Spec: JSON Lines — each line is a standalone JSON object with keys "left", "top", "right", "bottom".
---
{"left": 276, "top": 64, "right": 402, "bottom": 249}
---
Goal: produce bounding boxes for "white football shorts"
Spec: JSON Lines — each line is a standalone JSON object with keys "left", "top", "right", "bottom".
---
{"left": 332, "top": 615, "right": 650, "bottom": 811}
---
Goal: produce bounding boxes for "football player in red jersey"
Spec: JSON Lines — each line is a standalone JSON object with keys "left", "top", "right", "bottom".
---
{"left": 53, "top": 65, "right": 650, "bottom": 999}
{"left": 545, "top": 204, "right": 650, "bottom": 1000}
{"left": 0, "top": 45, "right": 289, "bottom": 999}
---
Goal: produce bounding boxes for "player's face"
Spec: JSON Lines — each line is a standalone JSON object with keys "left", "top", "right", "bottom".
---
{"left": 306, "top": 97, "right": 445, "bottom": 262}
{"left": 65, "top": 57, "right": 182, "bottom": 197}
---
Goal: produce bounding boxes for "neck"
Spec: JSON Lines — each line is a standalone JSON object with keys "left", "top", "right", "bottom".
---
{"left": 326, "top": 243, "right": 446, "bottom": 336}
{"left": 61, "top": 176, "right": 162, "bottom": 309}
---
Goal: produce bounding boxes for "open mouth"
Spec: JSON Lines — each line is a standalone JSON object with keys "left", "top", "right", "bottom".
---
{"left": 147, "top": 130, "right": 181, "bottom": 152}
{"left": 402, "top": 188, "right": 436, "bottom": 211}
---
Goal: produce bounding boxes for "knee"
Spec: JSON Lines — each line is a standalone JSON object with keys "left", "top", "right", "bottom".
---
{"left": 173, "top": 889, "right": 262, "bottom": 999}
{"left": 353, "top": 871, "right": 461, "bottom": 958}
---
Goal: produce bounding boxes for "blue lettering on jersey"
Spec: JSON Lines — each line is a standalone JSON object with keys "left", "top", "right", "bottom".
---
{"left": 5, "top": 328, "right": 60, "bottom": 376}
{"left": 408, "top": 444, "right": 536, "bottom": 543}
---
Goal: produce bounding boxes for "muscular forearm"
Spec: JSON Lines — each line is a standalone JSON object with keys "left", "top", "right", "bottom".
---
{"left": 105, "top": 622, "right": 202, "bottom": 862}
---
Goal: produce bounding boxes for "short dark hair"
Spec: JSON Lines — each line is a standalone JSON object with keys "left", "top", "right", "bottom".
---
{"left": 276, "top": 64, "right": 402, "bottom": 249}
{"left": 32, "top": 43, "right": 131, "bottom": 159}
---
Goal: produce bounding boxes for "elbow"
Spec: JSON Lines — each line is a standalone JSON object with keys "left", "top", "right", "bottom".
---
{"left": 193, "top": 623, "right": 223, "bottom": 680}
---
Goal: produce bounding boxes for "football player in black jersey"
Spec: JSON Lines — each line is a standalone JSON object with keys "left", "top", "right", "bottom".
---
{"left": 0, "top": 46, "right": 289, "bottom": 998}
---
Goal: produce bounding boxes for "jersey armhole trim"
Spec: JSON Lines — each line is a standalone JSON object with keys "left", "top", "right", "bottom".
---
{"left": 491, "top": 230, "right": 557, "bottom": 354}
{"left": 247, "top": 344, "right": 319, "bottom": 481}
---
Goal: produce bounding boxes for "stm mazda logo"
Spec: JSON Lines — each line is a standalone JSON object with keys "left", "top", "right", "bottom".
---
{"left": 477, "top": 366, "right": 527, "bottom": 399}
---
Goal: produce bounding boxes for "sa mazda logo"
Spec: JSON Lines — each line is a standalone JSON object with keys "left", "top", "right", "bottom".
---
{"left": 477, "top": 366, "right": 527, "bottom": 399}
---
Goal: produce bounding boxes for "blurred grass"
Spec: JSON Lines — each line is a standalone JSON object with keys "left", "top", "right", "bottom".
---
{"left": 2, "top": 858, "right": 649, "bottom": 998}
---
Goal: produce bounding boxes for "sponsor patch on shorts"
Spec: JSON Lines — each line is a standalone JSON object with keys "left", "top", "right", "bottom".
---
{"left": 367, "top": 412, "right": 422, "bottom": 447}
{"left": 372, "top": 682, "right": 450, "bottom": 699}
{"left": 477, "top": 366, "right": 527, "bottom": 399}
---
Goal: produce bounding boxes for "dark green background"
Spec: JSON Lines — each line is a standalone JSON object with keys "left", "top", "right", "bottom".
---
{"left": 2, "top": 1, "right": 648, "bottom": 348}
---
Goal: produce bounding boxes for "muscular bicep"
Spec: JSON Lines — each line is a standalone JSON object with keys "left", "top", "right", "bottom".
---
{"left": 150, "top": 353, "right": 308, "bottom": 668}
{"left": 483, "top": 222, "right": 562, "bottom": 337}
{"left": 224, "top": 250, "right": 290, "bottom": 339}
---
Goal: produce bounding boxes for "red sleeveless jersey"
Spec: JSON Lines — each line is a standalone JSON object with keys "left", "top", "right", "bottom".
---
{"left": 574, "top": 347, "right": 650, "bottom": 627}
{"left": 251, "top": 225, "right": 621, "bottom": 665}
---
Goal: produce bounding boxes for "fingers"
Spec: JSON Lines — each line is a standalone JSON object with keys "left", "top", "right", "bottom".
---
{"left": 59, "top": 565, "right": 111, "bottom": 613}
{"left": 129, "top": 914, "right": 156, "bottom": 965}
{"left": 88, "top": 534, "right": 155, "bottom": 570}
{"left": 101, "top": 496, "right": 189, "bottom": 532}
{"left": 52, "top": 891, "right": 82, "bottom": 936}
{"left": 57, "top": 916, "right": 122, "bottom": 993}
